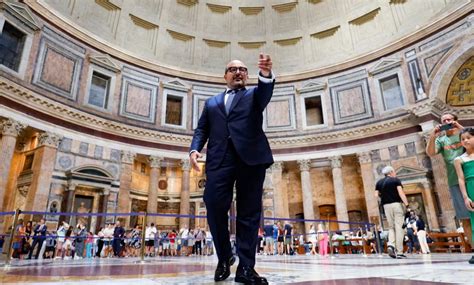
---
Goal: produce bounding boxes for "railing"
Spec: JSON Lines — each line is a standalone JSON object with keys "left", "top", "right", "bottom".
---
{"left": 0, "top": 209, "right": 378, "bottom": 267}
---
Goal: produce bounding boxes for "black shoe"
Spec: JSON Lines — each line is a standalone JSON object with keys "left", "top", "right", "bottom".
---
{"left": 387, "top": 245, "right": 396, "bottom": 259}
{"left": 214, "top": 255, "right": 236, "bottom": 282}
{"left": 468, "top": 256, "right": 474, "bottom": 264}
{"left": 235, "top": 266, "right": 268, "bottom": 285}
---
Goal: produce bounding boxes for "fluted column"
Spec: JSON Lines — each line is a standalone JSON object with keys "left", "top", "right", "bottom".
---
{"left": 147, "top": 155, "right": 162, "bottom": 224}
{"left": 100, "top": 188, "right": 110, "bottom": 227}
{"left": 421, "top": 181, "right": 440, "bottom": 231}
{"left": 118, "top": 151, "right": 135, "bottom": 226}
{"left": 179, "top": 159, "right": 191, "bottom": 229}
{"left": 357, "top": 152, "right": 379, "bottom": 225}
{"left": 330, "top": 156, "right": 349, "bottom": 231}
{"left": 270, "top": 161, "right": 288, "bottom": 218}
{"left": 0, "top": 118, "right": 26, "bottom": 211}
{"left": 25, "top": 132, "right": 62, "bottom": 212}
{"left": 297, "top": 159, "right": 316, "bottom": 240}
{"left": 65, "top": 182, "right": 77, "bottom": 223}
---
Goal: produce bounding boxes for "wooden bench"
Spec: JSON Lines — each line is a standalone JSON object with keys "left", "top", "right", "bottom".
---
{"left": 331, "top": 237, "right": 368, "bottom": 254}
{"left": 428, "top": 232, "right": 472, "bottom": 253}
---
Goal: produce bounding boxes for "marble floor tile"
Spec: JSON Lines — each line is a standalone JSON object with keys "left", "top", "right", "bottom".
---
{"left": 0, "top": 253, "right": 472, "bottom": 284}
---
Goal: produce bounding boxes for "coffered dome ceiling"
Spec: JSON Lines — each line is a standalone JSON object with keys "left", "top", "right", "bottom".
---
{"left": 29, "top": 0, "right": 470, "bottom": 81}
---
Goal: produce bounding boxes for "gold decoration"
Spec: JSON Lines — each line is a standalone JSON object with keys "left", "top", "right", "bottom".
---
{"left": 446, "top": 56, "right": 473, "bottom": 106}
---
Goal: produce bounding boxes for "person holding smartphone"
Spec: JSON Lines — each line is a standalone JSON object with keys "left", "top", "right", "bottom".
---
{"left": 426, "top": 111, "right": 471, "bottom": 242}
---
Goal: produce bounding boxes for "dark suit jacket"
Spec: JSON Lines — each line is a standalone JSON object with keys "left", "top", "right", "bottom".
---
{"left": 190, "top": 78, "right": 275, "bottom": 170}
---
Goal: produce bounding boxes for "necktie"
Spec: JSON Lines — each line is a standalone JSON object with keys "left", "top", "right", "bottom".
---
{"left": 225, "top": 89, "right": 236, "bottom": 114}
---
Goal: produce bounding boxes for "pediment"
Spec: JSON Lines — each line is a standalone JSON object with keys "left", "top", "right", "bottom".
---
{"left": 1, "top": 0, "right": 40, "bottom": 31}
{"left": 298, "top": 80, "right": 326, "bottom": 93}
{"left": 369, "top": 57, "right": 402, "bottom": 75}
{"left": 88, "top": 54, "right": 121, "bottom": 73}
{"left": 396, "top": 166, "right": 428, "bottom": 179}
{"left": 163, "top": 78, "right": 190, "bottom": 91}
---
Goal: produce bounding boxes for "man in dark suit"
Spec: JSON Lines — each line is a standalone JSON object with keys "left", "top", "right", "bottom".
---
{"left": 27, "top": 218, "right": 47, "bottom": 259}
{"left": 190, "top": 54, "right": 274, "bottom": 284}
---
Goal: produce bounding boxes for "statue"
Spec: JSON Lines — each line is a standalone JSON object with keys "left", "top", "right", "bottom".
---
{"left": 76, "top": 201, "right": 90, "bottom": 226}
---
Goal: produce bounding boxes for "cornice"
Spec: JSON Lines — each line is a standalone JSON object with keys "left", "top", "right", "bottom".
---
{"left": 268, "top": 114, "right": 414, "bottom": 149}
{"left": 25, "top": 0, "right": 473, "bottom": 84}
{"left": 3, "top": 78, "right": 467, "bottom": 154}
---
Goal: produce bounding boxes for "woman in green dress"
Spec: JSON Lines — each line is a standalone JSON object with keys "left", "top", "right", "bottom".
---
{"left": 454, "top": 127, "right": 474, "bottom": 264}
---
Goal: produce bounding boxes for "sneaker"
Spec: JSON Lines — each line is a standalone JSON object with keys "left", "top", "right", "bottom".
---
{"left": 468, "top": 256, "right": 474, "bottom": 264}
{"left": 387, "top": 246, "right": 396, "bottom": 259}
{"left": 397, "top": 254, "right": 407, "bottom": 259}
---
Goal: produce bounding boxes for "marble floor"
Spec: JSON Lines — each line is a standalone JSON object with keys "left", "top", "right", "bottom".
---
{"left": 0, "top": 253, "right": 473, "bottom": 284}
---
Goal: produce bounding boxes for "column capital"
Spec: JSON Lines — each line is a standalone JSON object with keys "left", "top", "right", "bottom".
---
{"left": 121, "top": 151, "right": 136, "bottom": 164}
{"left": 297, "top": 159, "right": 311, "bottom": 172}
{"left": 0, "top": 118, "right": 26, "bottom": 137}
{"left": 271, "top": 161, "right": 283, "bottom": 172}
{"left": 38, "top": 132, "right": 62, "bottom": 148}
{"left": 149, "top": 155, "right": 163, "bottom": 168}
{"left": 102, "top": 188, "right": 111, "bottom": 196}
{"left": 67, "top": 182, "right": 77, "bottom": 191}
{"left": 357, "top": 152, "right": 372, "bottom": 164}
{"left": 329, "top": 155, "right": 342, "bottom": 169}
{"left": 180, "top": 158, "right": 191, "bottom": 171}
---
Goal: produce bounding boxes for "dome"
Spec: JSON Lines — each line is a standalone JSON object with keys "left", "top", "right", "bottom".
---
{"left": 34, "top": 0, "right": 469, "bottom": 81}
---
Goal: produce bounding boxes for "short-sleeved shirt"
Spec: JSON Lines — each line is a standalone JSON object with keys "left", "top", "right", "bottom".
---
{"left": 284, "top": 224, "right": 292, "bottom": 238}
{"left": 436, "top": 133, "right": 464, "bottom": 186}
{"left": 263, "top": 225, "right": 273, "bottom": 237}
{"left": 375, "top": 176, "right": 403, "bottom": 206}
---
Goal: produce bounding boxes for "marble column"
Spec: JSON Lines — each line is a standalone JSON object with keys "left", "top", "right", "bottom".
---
{"left": 0, "top": 118, "right": 26, "bottom": 212}
{"left": 357, "top": 152, "right": 379, "bottom": 225}
{"left": 65, "top": 182, "right": 77, "bottom": 224}
{"left": 297, "top": 159, "right": 316, "bottom": 240}
{"left": 147, "top": 155, "right": 162, "bottom": 224}
{"left": 421, "top": 181, "right": 440, "bottom": 231}
{"left": 100, "top": 188, "right": 110, "bottom": 226}
{"left": 179, "top": 159, "right": 191, "bottom": 230}
{"left": 271, "top": 162, "right": 288, "bottom": 221}
{"left": 330, "top": 156, "right": 349, "bottom": 231}
{"left": 25, "top": 132, "right": 62, "bottom": 212}
{"left": 118, "top": 151, "right": 135, "bottom": 226}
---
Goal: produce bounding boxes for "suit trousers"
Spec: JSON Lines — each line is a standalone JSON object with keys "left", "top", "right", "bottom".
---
{"left": 204, "top": 139, "right": 266, "bottom": 268}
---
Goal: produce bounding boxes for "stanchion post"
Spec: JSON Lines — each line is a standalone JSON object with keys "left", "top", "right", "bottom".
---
{"left": 374, "top": 224, "right": 383, "bottom": 257}
{"left": 326, "top": 218, "right": 334, "bottom": 259}
{"left": 139, "top": 212, "right": 148, "bottom": 263}
{"left": 5, "top": 209, "right": 21, "bottom": 267}
{"left": 362, "top": 224, "right": 368, "bottom": 257}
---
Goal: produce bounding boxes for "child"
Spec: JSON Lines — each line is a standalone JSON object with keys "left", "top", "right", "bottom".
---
{"left": 453, "top": 127, "right": 474, "bottom": 264}
{"left": 85, "top": 231, "right": 94, "bottom": 258}
{"left": 317, "top": 223, "right": 329, "bottom": 257}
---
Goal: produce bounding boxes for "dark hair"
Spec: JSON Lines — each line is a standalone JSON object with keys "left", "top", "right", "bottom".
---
{"left": 441, "top": 111, "right": 458, "bottom": 121}
{"left": 461, "top": 127, "right": 474, "bottom": 136}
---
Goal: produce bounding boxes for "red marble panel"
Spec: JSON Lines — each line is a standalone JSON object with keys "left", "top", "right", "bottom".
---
{"left": 40, "top": 48, "right": 75, "bottom": 93}
{"left": 125, "top": 83, "right": 152, "bottom": 117}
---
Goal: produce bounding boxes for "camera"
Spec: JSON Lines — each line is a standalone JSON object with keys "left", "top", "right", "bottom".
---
{"left": 439, "top": 123, "right": 453, "bottom": 131}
